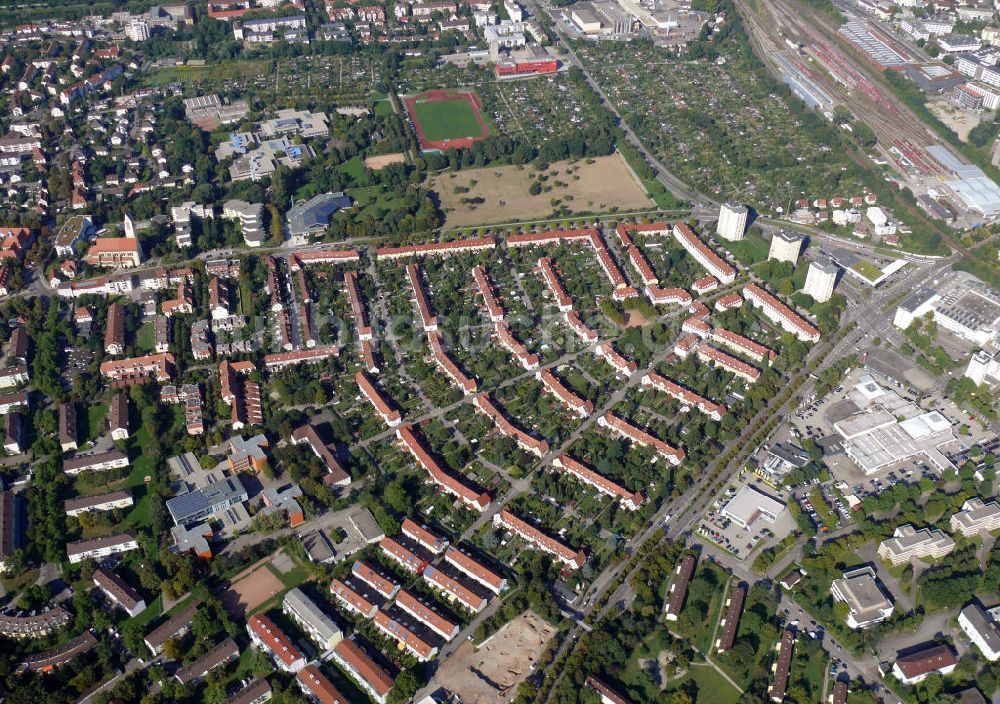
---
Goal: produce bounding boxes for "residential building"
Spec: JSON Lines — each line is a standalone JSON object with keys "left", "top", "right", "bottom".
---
{"left": 64, "top": 489, "right": 133, "bottom": 516}
{"left": 395, "top": 589, "right": 459, "bottom": 640}
{"left": 296, "top": 664, "right": 349, "bottom": 704}
{"left": 716, "top": 584, "right": 746, "bottom": 653}
{"left": 291, "top": 424, "right": 350, "bottom": 486}
{"left": 226, "top": 679, "right": 272, "bottom": 704}
{"left": 62, "top": 449, "right": 129, "bottom": 475}
{"left": 552, "top": 454, "right": 643, "bottom": 510}
{"left": 892, "top": 644, "right": 957, "bottom": 685}
{"left": 959, "top": 603, "right": 1000, "bottom": 661}
{"left": 586, "top": 676, "right": 633, "bottom": 704}
{"left": 221, "top": 200, "right": 265, "bottom": 246}
{"left": 373, "top": 609, "right": 438, "bottom": 661}
{"left": 331, "top": 639, "right": 394, "bottom": 704}
{"left": 422, "top": 565, "right": 488, "bottom": 612}
{"left": 104, "top": 301, "right": 125, "bottom": 354}
{"left": 356, "top": 372, "right": 401, "bottom": 425}
{"left": 0, "top": 606, "right": 71, "bottom": 639}
{"left": 665, "top": 553, "right": 696, "bottom": 621}
{"left": 0, "top": 490, "right": 22, "bottom": 574}
{"left": 329, "top": 578, "right": 379, "bottom": 619}
{"left": 375, "top": 237, "right": 495, "bottom": 260}
{"left": 144, "top": 601, "right": 199, "bottom": 655}
{"left": 110, "top": 391, "right": 129, "bottom": 440}
{"left": 401, "top": 518, "right": 448, "bottom": 555}
{"left": 93, "top": 568, "right": 146, "bottom": 617}
{"left": 950, "top": 497, "right": 1000, "bottom": 537}
{"left": 743, "top": 283, "right": 820, "bottom": 342}
{"left": 493, "top": 508, "right": 586, "bottom": 569}
{"left": 283, "top": 587, "right": 342, "bottom": 651}
{"left": 717, "top": 201, "right": 748, "bottom": 241}
{"left": 58, "top": 402, "right": 78, "bottom": 451}
{"left": 247, "top": 614, "right": 306, "bottom": 673}
{"left": 66, "top": 530, "right": 139, "bottom": 563}
{"left": 803, "top": 259, "right": 839, "bottom": 303}
{"left": 174, "top": 638, "right": 239, "bottom": 685}
{"left": 396, "top": 424, "right": 490, "bottom": 511}
{"left": 877, "top": 524, "right": 956, "bottom": 565}
{"left": 673, "top": 222, "right": 736, "bottom": 284}
{"left": 768, "top": 629, "right": 796, "bottom": 702}
{"left": 768, "top": 231, "right": 802, "bottom": 264}
{"left": 830, "top": 566, "right": 894, "bottom": 629}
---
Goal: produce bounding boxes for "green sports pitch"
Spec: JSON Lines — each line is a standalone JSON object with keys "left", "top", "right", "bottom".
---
{"left": 413, "top": 98, "right": 487, "bottom": 142}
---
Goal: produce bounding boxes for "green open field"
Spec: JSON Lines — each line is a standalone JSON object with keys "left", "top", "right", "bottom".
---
{"left": 414, "top": 99, "right": 486, "bottom": 141}
{"left": 142, "top": 60, "right": 268, "bottom": 87}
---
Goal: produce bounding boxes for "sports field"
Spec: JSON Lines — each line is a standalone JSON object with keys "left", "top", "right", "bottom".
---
{"left": 415, "top": 99, "right": 486, "bottom": 142}
{"left": 404, "top": 89, "right": 491, "bottom": 151}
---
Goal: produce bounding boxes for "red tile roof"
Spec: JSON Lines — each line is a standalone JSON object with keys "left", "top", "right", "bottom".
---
{"left": 743, "top": 283, "right": 820, "bottom": 342}
{"left": 422, "top": 565, "right": 487, "bottom": 612}
{"left": 697, "top": 343, "right": 761, "bottom": 382}
{"left": 352, "top": 561, "right": 400, "bottom": 599}
{"left": 641, "top": 372, "right": 726, "bottom": 420}
{"left": 472, "top": 393, "right": 549, "bottom": 456}
{"left": 401, "top": 518, "right": 448, "bottom": 554}
{"left": 444, "top": 546, "right": 506, "bottom": 594}
{"left": 332, "top": 640, "right": 394, "bottom": 698}
{"left": 494, "top": 508, "right": 586, "bottom": 569}
{"left": 344, "top": 271, "right": 372, "bottom": 339}
{"left": 665, "top": 553, "right": 696, "bottom": 619}
{"left": 356, "top": 371, "right": 401, "bottom": 424}
{"left": 538, "top": 256, "right": 573, "bottom": 310}
{"left": 672, "top": 223, "right": 736, "bottom": 282}
{"left": 495, "top": 321, "right": 539, "bottom": 369}
{"left": 247, "top": 614, "right": 304, "bottom": 670}
{"left": 537, "top": 368, "right": 593, "bottom": 417}
{"left": 395, "top": 425, "right": 489, "bottom": 510}
{"left": 554, "top": 454, "right": 643, "bottom": 510}
{"left": 395, "top": 589, "right": 459, "bottom": 639}
{"left": 376, "top": 237, "right": 495, "bottom": 259}
{"left": 379, "top": 536, "right": 428, "bottom": 574}
{"left": 373, "top": 609, "right": 437, "bottom": 660}
{"left": 427, "top": 331, "right": 477, "bottom": 393}
{"left": 406, "top": 263, "right": 438, "bottom": 331}
{"left": 472, "top": 265, "right": 504, "bottom": 321}
{"left": 599, "top": 412, "right": 684, "bottom": 464}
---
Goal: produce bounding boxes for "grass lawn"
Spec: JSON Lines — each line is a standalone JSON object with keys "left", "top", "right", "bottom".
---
{"left": 414, "top": 98, "right": 486, "bottom": 142}
{"left": 374, "top": 99, "right": 394, "bottom": 117}
{"left": 688, "top": 663, "right": 741, "bottom": 704}
{"left": 850, "top": 259, "right": 883, "bottom": 282}
{"left": 142, "top": 60, "right": 267, "bottom": 87}
{"left": 125, "top": 596, "right": 162, "bottom": 629}
{"left": 726, "top": 231, "right": 770, "bottom": 265}
{"left": 619, "top": 626, "right": 673, "bottom": 701}
{"left": 135, "top": 322, "right": 155, "bottom": 354}
{"left": 83, "top": 402, "right": 109, "bottom": 443}
{"left": 336, "top": 155, "right": 367, "bottom": 184}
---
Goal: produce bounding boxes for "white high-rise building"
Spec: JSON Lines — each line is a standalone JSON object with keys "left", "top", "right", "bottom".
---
{"left": 803, "top": 259, "right": 839, "bottom": 303}
{"left": 717, "top": 202, "right": 748, "bottom": 241}
{"left": 768, "top": 230, "right": 802, "bottom": 264}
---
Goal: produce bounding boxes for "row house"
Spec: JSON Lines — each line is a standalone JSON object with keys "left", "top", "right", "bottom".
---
{"left": 330, "top": 578, "right": 379, "bottom": 619}
{"left": 743, "top": 283, "right": 820, "bottom": 342}
{"left": 379, "top": 535, "right": 428, "bottom": 574}
{"left": 291, "top": 423, "right": 350, "bottom": 486}
{"left": 406, "top": 263, "right": 438, "bottom": 332}
{"left": 296, "top": 665, "right": 349, "bottom": 704}
{"left": 672, "top": 222, "right": 736, "bottom": 284}
{"left": 395, "top": 589, "right": 459, "bottom": 640}
{"left": 598, "top": 412, "right": 684, "bottom": 465}
{"left": 423, "top": 564, "right": 488, "bottom": 612}
{"left": 493, "top": 508, "right": 586, "bottom": 569}
{"left": 696, "top": 344, "right": 761, "bottom": 384}
{"left": 647, "top": 285, "right": 693, "bottom": 306}
{"left": 537, "top": 368, "right": 593, "bottom": 418}
{"left": 353, "top": 560, "right": 400, "bottom": 600}
{"left": 104, "top": 301, "right": 125, "bottom": 354}
{"left": 64, "top": 489, "right": 133, "bottom": 516}
{"left": 538, "top": 256, "right": 573, "bottom": 311}
{"left": 62, "top": 449, "right": 129, "bottom": 475}
{"left": 552, "top": 454, "right": 643, "bottom": 510}
{"left": 472, "top": 393, "right": 549, "bottom": 457}
{"left": 66, "top": 530, "right": 138, "bottom": 563}
{"left": 715, "top": 292, "right": 743, "bottom": 312}
{"left": 375, "top": 236, "right": 495, "bottom": 260}
{"left": 263, "top": 345, "right": 339, "bottom": 370}
{"left": 356, "top": 371, "right": 401, "bottom": 425}
{"left": 395, "top": 424, "right": 490, "bottom": 511}
{"left": 664, "top": 553, "right": 696, "bottom": 621}
{"left": 473, "top": 265, "right": 504, "bottom": 321}
{"left": 288, "top": 248, "right": 359, "bottom": 270}
{"left": 161, "top": 279, "right": 193, "bottom": 317}
{"left": 247, "top": 614, "right": 306, "bottom": 673}
{"left": 99, "top": 352, "right": 174, "bottom": 383}
{"left": 444, "top": 546, "right": 506, "bottom": 594}
{"left": 344, "top": 271, "right": 372, "bottom": 340}
{"left": 401, "top": 518, "right": 448, "bottom": 554}
{"left": 564, "top": 311, "right": 598, "bottom": 343}
{"left": 712, "top": 328, "right": 776, "bottom": 365}
{"left": 692, "top": 275, "right": 719, "bottom": 294}
{"left": 0, "top": 607, "right": 71, "bottom": 639}
{"left": 494, "top": 321, "right": 538, "bottom": 369}
{"left": 427, "top": 331, "right": 477, "bottom": 393}
{"left": 594, "top": 342, "right": 637, "bottom": 377}
{"left": 331, "top": 639, "right": 394, "bottom": 704}
{"left": 641, "top": 372, "right": 726, "bottom": 420}
{"left": 373, "top": 610, "right": 437, "bottom": 661}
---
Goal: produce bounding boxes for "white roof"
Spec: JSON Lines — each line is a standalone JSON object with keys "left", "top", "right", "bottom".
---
{"left": 899, "top": 411, "right": 951, "bottom": 440}
{"left": 722, "top": 485, "right": 785, "bottom": 524}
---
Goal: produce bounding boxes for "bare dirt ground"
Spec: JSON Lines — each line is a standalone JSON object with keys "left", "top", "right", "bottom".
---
{"left": 624, "top": 309, "right": 649, "bottom": 327}
{"left": 221, "top": 563, "right": 285, "bottom": 618}
{"left": 432, "top": 153, "right": 653, "bottom": 228}
{"left": 364, "top": 153, "right": 406, "bottom": 169}
{"left": 429, "top": 612, "right": 557, "bottom": 704}
{"left": 926, "top": 99, "right": 986, "bottom": 142}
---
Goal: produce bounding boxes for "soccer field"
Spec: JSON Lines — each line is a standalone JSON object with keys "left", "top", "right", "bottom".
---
{"left": 414, "top": 98, "right": 487, "bottom": 142}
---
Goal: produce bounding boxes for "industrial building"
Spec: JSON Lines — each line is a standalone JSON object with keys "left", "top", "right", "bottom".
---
{"left": 720, "top": 485, "right": 786, "bottom": 529}
{"left": 893, "top": 272, "right": 1000, "bottom": 346}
